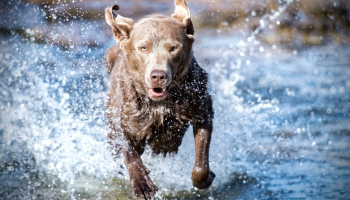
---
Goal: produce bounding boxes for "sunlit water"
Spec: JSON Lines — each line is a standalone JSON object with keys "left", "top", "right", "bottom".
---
{"left": 1, "top": 2, "right": 350, "bottom": 200}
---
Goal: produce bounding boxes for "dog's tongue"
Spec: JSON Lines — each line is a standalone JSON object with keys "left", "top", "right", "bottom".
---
{"left": 148, "top": 88, "right": 167, "bottom": 98}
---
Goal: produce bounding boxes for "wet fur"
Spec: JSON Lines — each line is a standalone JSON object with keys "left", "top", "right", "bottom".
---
{"left": 106, "top": 44, "right": 213, "bottom": 156}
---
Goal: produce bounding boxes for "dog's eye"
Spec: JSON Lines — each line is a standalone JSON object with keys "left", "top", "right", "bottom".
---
{"left": 140, "top": 46, "right": 147, "bottom": 51}
{"left": 170, "top": 46, "right": 176, "bottom": 52}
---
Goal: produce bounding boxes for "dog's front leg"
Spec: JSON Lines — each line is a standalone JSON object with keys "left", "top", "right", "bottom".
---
{"left": 191, "top": 125, "right": 215, "bottom": 189}
{"left": 122, "top": 147, "right": 158, "bottom": 200}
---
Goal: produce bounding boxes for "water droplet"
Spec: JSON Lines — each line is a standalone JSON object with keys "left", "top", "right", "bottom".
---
{"left": 330, "top": 86, "right": 336, "bottom": 94}
{"left": 251, "top": 10, "right": 256, "bottom": 17}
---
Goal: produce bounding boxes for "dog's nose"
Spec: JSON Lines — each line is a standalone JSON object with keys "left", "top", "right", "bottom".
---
{"left": 150, "top": 70, "right": 167, "bottom": 85}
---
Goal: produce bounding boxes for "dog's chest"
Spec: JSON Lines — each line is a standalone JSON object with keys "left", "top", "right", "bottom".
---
{"left": 148, "top": 105, "right": 172, "bottom": 125}
{"left": 147, "top": 108, "right": 190, "bottom": 155}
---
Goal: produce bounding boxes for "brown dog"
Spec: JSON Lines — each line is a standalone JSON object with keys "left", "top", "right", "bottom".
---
{"left": 104, "top": 0, "right": 215, "bottom": 199}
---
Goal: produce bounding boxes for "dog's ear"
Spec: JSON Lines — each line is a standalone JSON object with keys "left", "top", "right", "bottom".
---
{"left": 105, "top": 5, "right": 134, "bottom": 43}
{"left": 171, "top": 0, "right": 194, "bottom": 35}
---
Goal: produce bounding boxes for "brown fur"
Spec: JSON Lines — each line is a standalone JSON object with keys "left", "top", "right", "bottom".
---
{"left": 104, "top": 1, "right": 215, "bottom": 199}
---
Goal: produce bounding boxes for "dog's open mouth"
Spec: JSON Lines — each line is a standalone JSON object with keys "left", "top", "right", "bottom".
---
{"left": 148, "top": 87, "right": 168, "bottom": 98}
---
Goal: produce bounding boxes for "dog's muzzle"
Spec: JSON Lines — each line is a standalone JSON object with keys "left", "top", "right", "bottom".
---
{"left": 147, "top": 70, "right": 168, "bottom": 99}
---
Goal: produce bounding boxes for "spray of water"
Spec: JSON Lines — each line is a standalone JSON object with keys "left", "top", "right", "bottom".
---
{"left": 248, "top": 0, "right": 293, "bottom": 43}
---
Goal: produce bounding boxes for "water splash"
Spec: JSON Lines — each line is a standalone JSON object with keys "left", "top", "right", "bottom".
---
{"left": 248, "top": 0, "right": 293, "bottom": 43}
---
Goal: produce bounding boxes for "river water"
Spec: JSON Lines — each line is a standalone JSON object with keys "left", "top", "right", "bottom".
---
{"left": 1, "top": 1, "right": 350, "bottom": 200}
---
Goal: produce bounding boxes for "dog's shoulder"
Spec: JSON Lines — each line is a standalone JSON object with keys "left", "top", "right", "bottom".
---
{"left": 105, "top": 45, "right": 123, "bottom": 74}
{"left": 183, "top": 58, "right": 209, "bottom": 93}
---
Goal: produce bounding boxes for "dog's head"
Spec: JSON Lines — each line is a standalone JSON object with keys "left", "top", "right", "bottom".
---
{"left": 105, "top": 0, "right": 195, "bottom": 101}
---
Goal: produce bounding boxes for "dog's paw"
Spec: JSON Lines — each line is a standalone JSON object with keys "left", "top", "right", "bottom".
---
{"left": 131, "top": 177, "right": 158, "bottom": 200}
{"left": 192, "top": 170, "right": 215, "bottom": 189}
{"left": 129, "top": 163, "right": 158, "bottom": 199}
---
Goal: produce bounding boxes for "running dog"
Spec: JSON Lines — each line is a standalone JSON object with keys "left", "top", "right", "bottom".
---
{"left": 104, "top": 1, "right": 215, "bottom": 199}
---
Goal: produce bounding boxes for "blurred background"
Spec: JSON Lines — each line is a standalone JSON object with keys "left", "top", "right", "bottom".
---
{"left": 1, "top": 0, "right": 350, "bottom": 49}
{"left": 1, "top": 0, "right": 350, "bottom": 199}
